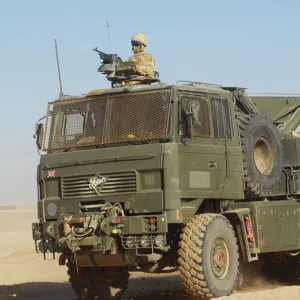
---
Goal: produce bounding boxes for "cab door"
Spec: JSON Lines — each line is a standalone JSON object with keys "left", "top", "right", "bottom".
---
{"left": 178, "top": 92, "right": 244, "bottom": 200}
{"left": 178, "top": 92, "right": 218, "bottom": 199}
{"left": 210, "top": 96, "right": 244, "bottom": 199}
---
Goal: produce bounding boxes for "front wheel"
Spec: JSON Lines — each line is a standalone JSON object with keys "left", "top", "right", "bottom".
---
{"left": 178, "top": 214, "right": 239, "bottom": 299}
{"left": 67, "top": 260, "right": 129, "bottom": 300}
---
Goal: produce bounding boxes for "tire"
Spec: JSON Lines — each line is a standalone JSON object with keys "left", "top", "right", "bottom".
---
{"left": 67, "top": 260, "right": 129, "bottom": 300}
{"left": 239, "top": 114, "right": 283, "bottom": 196}
{"left": 178, "top": 214, "right": 239, "bottom": 299}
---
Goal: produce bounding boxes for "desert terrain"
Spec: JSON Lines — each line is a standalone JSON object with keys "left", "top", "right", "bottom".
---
{"left": 0, "top": 206, "right": 300, "bottom": 300}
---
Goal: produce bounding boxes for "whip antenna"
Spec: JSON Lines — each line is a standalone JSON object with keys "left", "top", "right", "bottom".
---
{"left": 107, "top": 22, "right": 112, "bottom": 52}
{"left": 54, "top": 39, "right": 64, "bottom": 98}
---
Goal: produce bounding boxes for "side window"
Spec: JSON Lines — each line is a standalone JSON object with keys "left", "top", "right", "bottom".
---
{"left": 62, "top": 112, "right": 86, "bottom": 135}
{"left": 211, "top": 97, "right": 233, "bottom": 139}
{"left": 180, "top": 95, "right": 211, "bottom": 137}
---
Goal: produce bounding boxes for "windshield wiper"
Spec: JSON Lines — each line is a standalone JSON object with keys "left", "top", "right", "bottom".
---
{"left": 43, "top": 154, "right": 156, "bottom": 169}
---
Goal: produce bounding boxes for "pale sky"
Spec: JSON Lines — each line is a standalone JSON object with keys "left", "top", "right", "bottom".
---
{"left": 1, "top": 1, "right": 300, "bottom": 204}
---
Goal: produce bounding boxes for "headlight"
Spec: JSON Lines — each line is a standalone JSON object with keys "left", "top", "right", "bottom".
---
{"left": 125, "top": 236, "right": 136, "bottom": 248}
{"left": 140, "top": 235, "right": 152, "bottom": 248}
{"left": 46, "top": 223, "right": 56, "bottom": 239}
{"left": 155, "top": 234, "right": 166, "bottom": 247}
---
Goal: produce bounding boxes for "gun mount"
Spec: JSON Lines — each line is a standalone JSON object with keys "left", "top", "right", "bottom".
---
{"left": 93, "top": 47, "right": 160, "bottom": 87}
{"left": 93, "top": 47, "right": 122, "bottom": 76}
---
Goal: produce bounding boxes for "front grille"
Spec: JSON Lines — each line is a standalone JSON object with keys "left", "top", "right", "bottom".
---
{"left": 61, "top": 171, "right": 136, "bottom": 199}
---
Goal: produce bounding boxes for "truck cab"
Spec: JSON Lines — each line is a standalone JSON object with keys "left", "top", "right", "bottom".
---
{"left": 32, "top": 80, "right": 300, "bottom": 300}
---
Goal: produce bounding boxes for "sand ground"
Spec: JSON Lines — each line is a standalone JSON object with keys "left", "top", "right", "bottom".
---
{"left": 0, "top": 208, "right": 300, "bottom": 300}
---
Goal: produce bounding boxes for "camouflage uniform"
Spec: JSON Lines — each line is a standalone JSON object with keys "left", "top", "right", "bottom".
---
{"left": 122, "top": 33, "right": 155, "bottom": 86}
{"left": 128, "top": 52, "right": 155, "bottom": 77}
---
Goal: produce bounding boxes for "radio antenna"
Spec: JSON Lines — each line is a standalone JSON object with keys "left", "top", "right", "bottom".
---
{"left": 107, "top": 21, "right": 112, "bottom": 52}
{"left": 54, "top": 39, "right": 64, "bottom": 98}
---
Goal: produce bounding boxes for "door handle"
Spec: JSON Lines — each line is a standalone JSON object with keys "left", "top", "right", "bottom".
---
{"left": 208, "top": 161, "right": 217, "bottom": 168}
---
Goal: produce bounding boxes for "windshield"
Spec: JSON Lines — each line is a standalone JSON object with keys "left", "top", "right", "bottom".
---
{"left": 42, "top": 89, "right": 171, "bottom": 153}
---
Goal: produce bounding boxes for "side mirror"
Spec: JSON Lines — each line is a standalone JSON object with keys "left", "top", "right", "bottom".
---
{"left": 182, "top": 102, "right": 193, "bottom": 139}
{"left": 34, "top": 123, "right": 44, "bottom": 150}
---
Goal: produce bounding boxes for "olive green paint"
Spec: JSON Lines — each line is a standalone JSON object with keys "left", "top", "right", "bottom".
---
{"left": 33, "top": 82, "right": 300, "bottom": 258}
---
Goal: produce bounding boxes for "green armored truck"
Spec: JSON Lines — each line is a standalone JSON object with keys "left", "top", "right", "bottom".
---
{"left": 32, "top": 49, "right": 300, "bottom": 300}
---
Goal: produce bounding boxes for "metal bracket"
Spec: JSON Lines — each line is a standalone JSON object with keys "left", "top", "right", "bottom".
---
{"left": 223, "top": 209, "right": 258, "bottom": 262}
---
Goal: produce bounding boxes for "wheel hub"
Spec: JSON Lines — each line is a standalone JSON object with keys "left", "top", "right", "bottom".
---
{"left": 254, "top": 136, "right": 275, "bottom": 175}
{"left": 211, "top": 237, "right": 229, "bottom": 279}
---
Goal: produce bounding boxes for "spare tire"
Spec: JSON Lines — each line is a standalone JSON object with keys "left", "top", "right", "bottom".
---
{"left": 239, "top": 114, "right": 283, "bottom": 197}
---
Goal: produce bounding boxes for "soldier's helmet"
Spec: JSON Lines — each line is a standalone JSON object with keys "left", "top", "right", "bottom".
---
{"left": 131, "top": 33, "right": 148, "bottom": 47}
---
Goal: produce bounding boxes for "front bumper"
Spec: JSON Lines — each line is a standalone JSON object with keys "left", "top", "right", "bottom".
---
{"left": 32, "top": 212, "right": 168, "bottom": 255}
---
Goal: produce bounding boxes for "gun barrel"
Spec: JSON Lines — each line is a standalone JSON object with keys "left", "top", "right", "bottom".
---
{"left": 93, "top": 47, "right": 110, "bottom": 60}
{"left": 93, "top": 47, "right": 103, "bottom": 54}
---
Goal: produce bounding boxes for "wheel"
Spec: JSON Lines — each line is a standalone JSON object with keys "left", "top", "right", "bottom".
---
{"left": 67, "top": 260, "right": 129, "bottom": 300}
{"left": 178, "top": 214, "right": 239, "bottom": 299}
{"left": 239, "top": 114, "right": 283, "bottom": 196}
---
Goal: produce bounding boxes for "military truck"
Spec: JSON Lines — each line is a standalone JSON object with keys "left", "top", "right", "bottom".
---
{"left": 32, "top": 49, "right": 300, "bottom": 300}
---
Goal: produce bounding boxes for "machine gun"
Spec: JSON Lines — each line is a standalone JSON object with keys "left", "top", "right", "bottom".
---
{"left": 93, "top": 47, "right": 139, "bottom": 78}
{"left": 93, "top": 47, "right": 160, "bottom": 87}
{"left": 93, "top": 47, "right": 123, "bottom": 76}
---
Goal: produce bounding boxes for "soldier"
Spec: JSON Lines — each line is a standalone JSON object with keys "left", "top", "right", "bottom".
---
{"left": 122, "top": 33, "right": 155, "bottom": 86}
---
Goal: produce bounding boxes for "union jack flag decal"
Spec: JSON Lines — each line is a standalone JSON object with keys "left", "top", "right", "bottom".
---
{"left": 47, "top": 170, "right": 56, "bottom": 178}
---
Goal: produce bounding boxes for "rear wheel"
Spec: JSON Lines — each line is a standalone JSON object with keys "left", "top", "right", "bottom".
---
{"left": 67, "top": 260, "right": 129, "bottom": 300}
{"left": 178, "top": 214, "right": 239, "bottom": 299}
